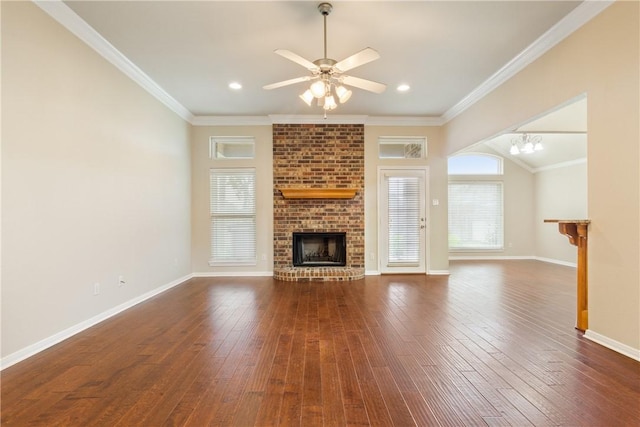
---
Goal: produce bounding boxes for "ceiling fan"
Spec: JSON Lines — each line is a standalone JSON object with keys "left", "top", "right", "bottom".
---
{"left": 263, "top": 2, "right": 386, "bottom": 111}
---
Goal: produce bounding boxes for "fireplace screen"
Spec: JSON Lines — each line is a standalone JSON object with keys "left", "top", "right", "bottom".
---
{"left": 293, "top": 232, "right": 346, "bottom": 267}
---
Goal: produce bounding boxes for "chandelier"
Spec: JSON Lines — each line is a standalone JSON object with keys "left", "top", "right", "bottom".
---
{"left": 510, "top": 133, "right": 543, "bottom": 155}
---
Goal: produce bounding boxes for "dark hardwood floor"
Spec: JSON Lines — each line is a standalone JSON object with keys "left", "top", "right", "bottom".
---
{"left": 2, "top": 260, "right": 640, "bottom": 426}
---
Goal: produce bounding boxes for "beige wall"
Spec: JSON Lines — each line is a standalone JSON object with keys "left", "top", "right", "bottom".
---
{"left": 190, "top": 126, "right": 273, "bottom": 274}
{"left": 444, "top": 2, "right": 639, "bottom": 350}
{"left": 191, "top": 124, "right": 449, "bottom": 275}
{"left": 535, "top": 162, "right": 588, "bottom": 264}
{"left": 1, "top": 3, "right": 192, "bottom": 359}
{"left": 364, "top": 125, "right": 448, "bottom": 273}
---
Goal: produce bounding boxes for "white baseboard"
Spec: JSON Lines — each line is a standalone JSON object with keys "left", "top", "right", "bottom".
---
{"left": 192, "top": 271, "right": 273, "bottom": 278}
{"left": 534, "top": 256, "right": 577, "bottom": 268}
{"left": 365, "top": 270, "right": 449, "bottom": 276}
{"left": 584, "top": 330, "right": 640, "bottom": 362}
{"left": 428, "top": 270, "right": 450, "bottom": 275}
{"left": 449, "top": 255, "right": 536, "bottom": 261}
{"left": 1, "top": 273, "right": 194, "bottom": 371}
{"left": 448, "top": 255, "right": 577, "bottom": 268}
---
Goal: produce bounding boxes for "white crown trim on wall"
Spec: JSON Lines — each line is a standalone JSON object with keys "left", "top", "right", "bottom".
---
{"left": 34, "top": 0, "right": 194, "bottom": 123}
{"left": 366, "top": 116, "right": 444, "bottom": 126}
{"left": 35, "top": 0, "right": 612, "bottom": 127}
{"left": 269, "top": 114, "right": 369, "bottom": 125}
{"left": 533, "top": 157, "right": 587, "bottom": 173}
{"left": 441, "top": 0, "right": 614, "bottom": 123}
{"left": 191, "top": 116, "right": 273, "bottom": 126}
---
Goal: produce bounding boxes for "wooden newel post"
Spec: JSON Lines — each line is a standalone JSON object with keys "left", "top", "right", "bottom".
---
{"left": 544, "top": 219, "right": 590, "bottom": 331}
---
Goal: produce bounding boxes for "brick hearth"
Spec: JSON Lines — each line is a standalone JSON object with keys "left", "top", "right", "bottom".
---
{"left": 273, "top": 124, "right": 364, "bottom": 281}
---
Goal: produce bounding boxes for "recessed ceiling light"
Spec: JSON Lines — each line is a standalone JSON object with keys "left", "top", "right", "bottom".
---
{"left": 229, "top": 82, "right": 242, "bottom": 90}
{"left": 397, "top": 84, "right": 410, "bottom": 92}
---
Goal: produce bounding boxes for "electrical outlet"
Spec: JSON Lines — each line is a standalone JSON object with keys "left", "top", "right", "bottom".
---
{"left": 261, "top": 254, "right": 267, "bottom": 261}
{"left": 93, "top": 283, "right": 100, "bottom": 295}
{"left": 118, "top": 276, "right": 125, "bottom": 287}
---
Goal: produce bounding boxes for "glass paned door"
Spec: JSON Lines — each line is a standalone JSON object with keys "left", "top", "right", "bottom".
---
{"left": 379, "top": 169, "right": 427, "bottom": 273}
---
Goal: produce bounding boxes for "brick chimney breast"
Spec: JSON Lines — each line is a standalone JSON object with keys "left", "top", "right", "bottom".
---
{"left": 273, "top": 124, "right": 365, "bottom": 281}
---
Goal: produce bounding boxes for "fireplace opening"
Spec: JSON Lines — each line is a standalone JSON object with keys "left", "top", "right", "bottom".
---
{"left": 293, "top": 232, "right": 346, "bottom": 267}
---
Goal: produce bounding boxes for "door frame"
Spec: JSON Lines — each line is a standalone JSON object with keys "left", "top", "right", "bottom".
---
{"left": 377, "top": 166, "right": 430, "bottom": 274}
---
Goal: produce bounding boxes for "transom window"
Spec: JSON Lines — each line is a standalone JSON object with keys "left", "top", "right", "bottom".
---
{"left": 210, "top": 136, "right": 255, "bottom": 159}
{"left": 379, "top": 136, "right": 426, "bottom": 159}
{"left": 448, "top": 153, "right": 502, "bottom": 175}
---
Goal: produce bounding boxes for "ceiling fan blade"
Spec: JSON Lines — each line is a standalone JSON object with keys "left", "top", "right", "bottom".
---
{"left": 342, "top": 75, "right": 387, "bottom": 94}
{"left": 274, "top": 49, "right": 318, "bottom": 71}
{"left": 263, "top": 76, "right": 312, "bottom": 90}
{"left": 334, "top": 48, "right": 380, "bottom": 73}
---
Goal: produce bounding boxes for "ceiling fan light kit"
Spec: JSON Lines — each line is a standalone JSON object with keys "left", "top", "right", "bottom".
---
{"left": 264, "top": 2, "right": 386, "bottom": 113}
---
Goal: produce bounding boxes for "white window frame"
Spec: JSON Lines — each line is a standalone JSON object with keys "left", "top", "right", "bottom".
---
{"left": 209, "top": 136, "right": 255, "bottom": 159}
{"left": 447, "top": 152, "right": 503, "bottom": 175}
{"left": 378, "top": 136, "right": 427, "bottom": 159}
{"left": 209, "top": 168, "right": 256, "bottom": 266}
{"left": 448, "top": 180, "right": 504, "bottom": 251}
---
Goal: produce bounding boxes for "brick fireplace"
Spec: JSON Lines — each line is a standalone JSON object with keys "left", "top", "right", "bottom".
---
{"left": 273, "top": 123, "right": 365, "bottom": 281}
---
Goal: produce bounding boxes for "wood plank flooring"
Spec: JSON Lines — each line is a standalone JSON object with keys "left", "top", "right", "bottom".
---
{"left": 2, "top": 260, "right": 640, "bottom": 426}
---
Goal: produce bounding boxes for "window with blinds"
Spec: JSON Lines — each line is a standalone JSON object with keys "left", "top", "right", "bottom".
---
{"left": 387, "top": 175, "right": 420, "bottom": 264}
{"left": 209, "top": 168, "right": 256, "bottom": 265}
{"left": 448, "top": 182, "right": 503, "bottom": 251}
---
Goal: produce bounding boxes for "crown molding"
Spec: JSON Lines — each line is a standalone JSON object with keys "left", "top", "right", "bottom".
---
{"left": 33, "top": 0, "right": 194, "bottom": 123}
{"left": 269, "top": 114, "right": 369, "bottom": 125}
{"left": 441, "top": 0, "right": 614, "bottom": 124}
{"left": 191, "top": 116, "right": 273, "bottom": 126}
{"left": 533, "top": 157, "right": 587, "bottom": 173}
{"left": 365, "top": 116, "right": 444, "bottom": 126}
{"left": 191, "top": 115, "right": 443, "bottom": 126}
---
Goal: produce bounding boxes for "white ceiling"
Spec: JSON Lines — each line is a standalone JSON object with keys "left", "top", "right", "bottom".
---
{"left": 62, "top": 0, "right": 585, "bottom": 118}
{"left": 50, "top": 1, "right": 597, "bottom": 169}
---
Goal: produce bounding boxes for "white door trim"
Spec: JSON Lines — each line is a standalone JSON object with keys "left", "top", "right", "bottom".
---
{"left": 377, "top": 166, "right": 430, "bottom": 274}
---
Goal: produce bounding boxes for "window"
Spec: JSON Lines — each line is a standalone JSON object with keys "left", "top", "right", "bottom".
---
{"left": 379, "top": 137, "right": 426, "bottom": 159}
{"left": 448, "top": 153, "right": 504, "bottom": 251}
{"left": 387, "top": 175, "right": 421, "bottom": 264}
{"left": 448, "top": 182, "right": 503, "bottom": 250}
{"left": 210, "top": 136, "right": 255, "bottom": 159}
{"left": 209, "top": 168, "right": 256, "bottom": 265}
{"left": 448, "top": 153, "right": 502, "bottom": 175}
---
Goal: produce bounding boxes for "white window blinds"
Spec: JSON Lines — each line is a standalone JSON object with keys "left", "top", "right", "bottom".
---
{"left": 210, "top": 168, "right": 256, "bottom": 265}
{"left": 387, "top": 176, "right": 420, "bottom": 264}
{"left": 448, "top": 182, "right": 503, "bottom": 250}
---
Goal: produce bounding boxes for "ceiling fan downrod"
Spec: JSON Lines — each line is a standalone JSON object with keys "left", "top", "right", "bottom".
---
{"left": 318, "top": 3, "right": 332, "bottom": 60}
